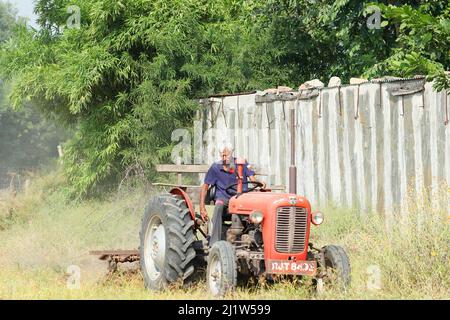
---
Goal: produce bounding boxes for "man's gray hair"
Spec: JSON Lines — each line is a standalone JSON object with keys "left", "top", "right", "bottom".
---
{"left": 218, "top": 141, "right": 234, "bottom": 153}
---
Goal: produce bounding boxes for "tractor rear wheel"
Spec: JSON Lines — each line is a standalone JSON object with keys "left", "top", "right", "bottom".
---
{"left": 139, "top": 194, "right": 196, "bottom": 290}
{"left": 317, "top": 245, "right": 351, "bottom": 289}
{"left": 207, "top": 241, "right": 237, "bottom": 296}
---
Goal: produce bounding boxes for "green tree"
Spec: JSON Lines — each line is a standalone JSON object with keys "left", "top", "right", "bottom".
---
{"left": 0, "top": 0, "right": 68, "bottom": 172}
{"left": 1, "top": 0, "right": 448, "bottom": 198}
{"left": 0, "top": 99, "right": 67, "bottom": 170}
{"left": 252, "top": 0, "right": 398, "bottom": 85}
{"left": 0, "top": 1, "right": 16, "bottom": 43}
{"left": 254, "top": 0, "right": 449, "bottom": 87}
{"left": 366, "top": 1, "right": 450, "bottom": 90}
{"left": 0, "top": 0, "right": 284, "bottom": 198}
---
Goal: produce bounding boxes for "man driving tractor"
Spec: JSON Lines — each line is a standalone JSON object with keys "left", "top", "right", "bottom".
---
{"left": 199, "top": 144, "right": 265, "bottom": 246}
{"left": 139, "top": 144, "right": 351, "bottom": 296}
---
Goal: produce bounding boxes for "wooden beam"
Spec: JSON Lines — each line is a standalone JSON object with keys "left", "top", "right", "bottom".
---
{"left": 155, "top": 164, "right": 268, "bottom": 175}
{"left": 156, "top": 164, "right": 210, "bottom": 173}
{"left": 152, "top": 183, "right": 201, "bottom": 188}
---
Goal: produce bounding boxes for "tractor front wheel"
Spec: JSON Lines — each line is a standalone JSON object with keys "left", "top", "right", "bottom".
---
{"left": 316, "top": 245, "right": 351, "bottom": 290}
{"left": 207, "top": 241, "right": 237, "bottom": 296}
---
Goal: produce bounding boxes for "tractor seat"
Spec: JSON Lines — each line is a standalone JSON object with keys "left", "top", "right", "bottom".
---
{"left": 204, "top": 185, "right": 216, "bottom": 205}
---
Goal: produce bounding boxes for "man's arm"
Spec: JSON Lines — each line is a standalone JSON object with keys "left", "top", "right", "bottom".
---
{"left": 199, "top": 183, "right": 209, "bottom": 220}
{"left": 200, "top": 165, "right": 217, "bottom": 221}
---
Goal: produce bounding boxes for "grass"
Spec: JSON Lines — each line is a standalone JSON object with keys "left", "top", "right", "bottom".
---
{"left": 0, "top": 172, "right": 448, "bottom": 300}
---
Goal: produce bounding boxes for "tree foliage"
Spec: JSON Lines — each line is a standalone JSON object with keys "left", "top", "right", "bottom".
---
{"left": 0, "top": 0, "right": 67, "bottom": 171}
{"left": 366, "top": 1, "right": 450, "bottom": 90}
{"left": 0, "top": 0, "right": 285, "bottom": 198}
{"left": 254, "top": 0, "right": 449, "bottom": 87}
{"left": 0, "top": 0, "right": 448, "bottom": 198}
{"left": 0, "top": 1, "right": 16, "bottom": 43}
{"left": 0, "top": 98, "right": 67, "bottom": 170}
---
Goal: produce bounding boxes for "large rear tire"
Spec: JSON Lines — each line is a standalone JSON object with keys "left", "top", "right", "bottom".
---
{"left": 139, "top": 194, "right": 196, "bottom": 290}
{"left": 207, "top": 241, "right": 237, "bottom": 296}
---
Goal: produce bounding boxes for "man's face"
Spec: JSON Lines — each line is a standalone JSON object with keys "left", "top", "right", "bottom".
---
{"left": 220, "top": 147, "right": 233, "bottom": 165}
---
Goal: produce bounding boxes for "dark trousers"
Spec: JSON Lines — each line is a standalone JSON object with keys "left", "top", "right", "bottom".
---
{"left": 209, "top": 199, "right": 229, "bottom": 247}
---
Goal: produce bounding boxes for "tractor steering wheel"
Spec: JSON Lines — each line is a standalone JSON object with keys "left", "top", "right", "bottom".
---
{"left": 225, "top": 181, "right": 265, "bottom": 197}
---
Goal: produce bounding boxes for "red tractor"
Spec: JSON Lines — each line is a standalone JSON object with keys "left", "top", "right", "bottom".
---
{"left": 139, "top": 159, "right": 350, "bottom": 296}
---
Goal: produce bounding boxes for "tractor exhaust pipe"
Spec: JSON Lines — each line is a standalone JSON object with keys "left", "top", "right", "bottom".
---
{"left": 289, "top": 108, "right": 297, "bottom": 194}
{"left": 236, "top": 158, "right": 245, "bottom": 194}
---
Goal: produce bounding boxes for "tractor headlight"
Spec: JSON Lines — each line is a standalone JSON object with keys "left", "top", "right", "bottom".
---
{"left": 311, "top": 211, "right": 324, "bottom": 225}
{"left": 249, "top": 210, "right": 264, "bottom": 224}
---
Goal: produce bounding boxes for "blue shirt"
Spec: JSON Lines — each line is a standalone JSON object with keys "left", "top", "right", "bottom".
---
{"left": 204, "top": 159, "right": 255, "bottom": 201}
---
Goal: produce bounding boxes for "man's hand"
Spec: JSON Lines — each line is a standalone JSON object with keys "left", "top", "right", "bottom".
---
{"left": 200, "top": 206, "right": 209, "bottom": 221}
{"left": 249, "top": 175, "right": 266, "bottom": 189}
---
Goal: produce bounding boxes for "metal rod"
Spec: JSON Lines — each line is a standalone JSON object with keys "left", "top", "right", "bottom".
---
{"left": 176, "top": 157, "right": 182, "bottom": 185}
{"left": 338, "top": 86, "right": 342, "bottom": 116}
{"left": 289, "top": 108, "right": 297, "bottom": 194}
{"left": 318, "top": 89, "right": 322, "bottom": 118}
{"left": 379, "top": 82, "right": 383, "bottom": 109}
{"left": 422, "top": 91, "right": 425, "bottom": 109}
{"left": 196, "top": 225, "right": 208, "bottom": 238}
{"left": 401, "top": 95, "right": 405, "bottom": 116}
{"left": 354, "top": 84, "right": 360, "bottom": 119}
{"left": 445, "top": 91, "right": 449, "bottom": 126}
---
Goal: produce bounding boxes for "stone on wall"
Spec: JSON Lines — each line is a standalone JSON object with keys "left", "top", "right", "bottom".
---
{"left": 328, "top": 76, "right": 341, "bottom": 87}
{"left": 299, "top": 79, "right": 324, "bottom": 90}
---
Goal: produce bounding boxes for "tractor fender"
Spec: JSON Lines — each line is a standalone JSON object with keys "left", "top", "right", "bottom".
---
{"left": 169, "top": 187, "right": 197, "bottom": 222}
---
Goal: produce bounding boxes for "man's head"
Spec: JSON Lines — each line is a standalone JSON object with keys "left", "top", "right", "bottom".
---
{"left": 220, "top": 146, "right": 233, "bottom": 164}
{"left": 218, "top": 143, "right": 234, "bottom": 171}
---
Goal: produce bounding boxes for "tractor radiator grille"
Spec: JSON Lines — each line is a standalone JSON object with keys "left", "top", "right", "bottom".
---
{"left": 275, "top": 206, "right": 308, "bottom": 253}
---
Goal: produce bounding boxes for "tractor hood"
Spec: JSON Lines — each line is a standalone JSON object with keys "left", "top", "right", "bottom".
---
{"left": 228, "top": 192, "right": 312, "bottom": 262}
{"left": 228, "top": 192, "right": 311, "bottom": 215}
